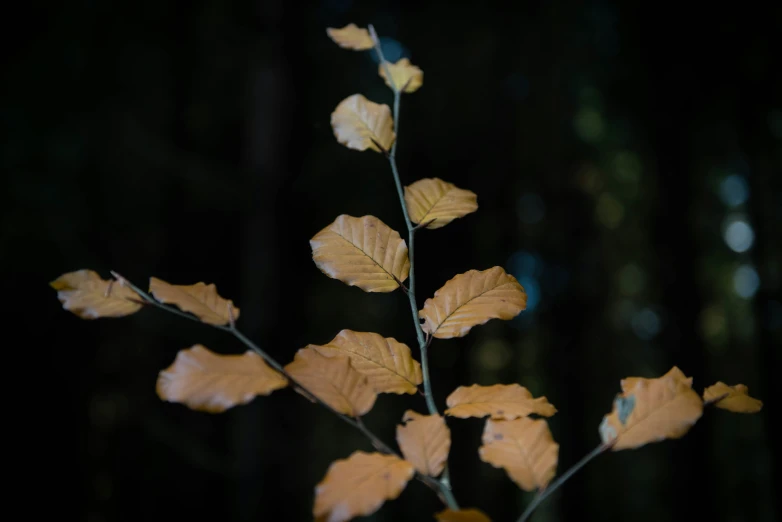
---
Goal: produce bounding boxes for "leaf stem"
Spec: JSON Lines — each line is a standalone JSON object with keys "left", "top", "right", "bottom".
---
{"left": 368, "top": 24, "right": 459, "bottom": 511}
{"left": 517, "top": 443, "right": 610, "bottom": 522}
{"left": 111, "top": 271, "right": 456, "bottom": 507}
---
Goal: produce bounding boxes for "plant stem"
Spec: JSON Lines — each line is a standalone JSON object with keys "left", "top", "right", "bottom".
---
{"left": 111, "top": 271, "right": 456, "bottom": 506}
{"left": 517, "top": 443, "right": 610, "bottom": 522}
{"left": 368, "top": 24, "right": 459, "bottom": 511}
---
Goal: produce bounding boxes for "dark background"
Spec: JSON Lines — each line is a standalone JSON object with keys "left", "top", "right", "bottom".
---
{"left": 5, "top": 1, "right": 779, "bottom": 521}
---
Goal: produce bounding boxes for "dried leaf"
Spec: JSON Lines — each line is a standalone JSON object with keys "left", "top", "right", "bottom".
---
{"left": 419, "top": 267, "right": 527, "bottom": 339}
{"left": 435, "top": 508, "right": 493, "bottom": 522}
{"left": 330, "top": 94, "right": 395, "bottom": 153}
{"left": 156, "top": 345, "right": 287, "bottom": 413}
{"left": 703, "top": 382, "right": 763, "bottom": 413}
{"left": 404, "top": 178, "right": 478, "bottom": 229}
{"left": 599, "top": 366, "right": 704, "bottom": 451}
{"left": 314, "top": 451, "right": 415, "bottom": 522}
{"left": 379, "top": 58, "right": 424, "bottom": 93}
{"left": 446, "top": 384, "right": 557, "bottom": 420}
{"left": 309, "top": 330, "right": 422, "bottom": 394}
{"left": 479, "top": 417, "right": 559, "bottom": 492}
{"left": 326, "top": 23, "right": 374, "bottom": 51}
{"left": 148, "top": 277, "right": 239, "bottom": 326}
{"left": 50, "top": 269, "right": 142, "bottom": 319}
{"left": 284, "top": 348, "right": 376, "bottom": 417}
{"left": 310, "top": 215, "right": 409, "bottom": 293}
{"left": 396, "top": 411, "right": 451, "bottom": 476}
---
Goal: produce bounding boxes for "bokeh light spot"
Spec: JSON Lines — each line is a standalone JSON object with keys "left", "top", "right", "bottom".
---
{"left": 614, "top": 151, "right": 641, "bottom": 183}
{"left": 733, "top": 264, "right": 760, "bottom": 299}
{"left": 516, "top": 192, "right": 545, "bottom": 224}
{"left": 631, "top": 307, "right": 660, "bottom": 340}
{"left": 517, "top": 276, "right": 540, "bottom": 312}
{"left": 574, "top": 107, "right": 605, "bottom": 142}
{"left": 474, "top": 338, "right": 513, "bottom": 371}
{"left": 719, "top": 174, "right": 749, "bottom": 207}
{"left": 618, "top": 263, "right": 645, "bottom": 296}
{"left": 596, "top": 193, "right": 624, "bottom": 229}
{"left": 723, "top": 216, "right": 755, "bottom": 253}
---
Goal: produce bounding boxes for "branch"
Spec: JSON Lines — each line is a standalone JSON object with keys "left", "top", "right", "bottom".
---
{"left": 368, "top": 24, "right": 458, "bottom": 511}
{"left": 111, "top": 272, "right": 454, "bottom": 507}
{"left": 517, "top": 443, "right": 611, "bottom": 522}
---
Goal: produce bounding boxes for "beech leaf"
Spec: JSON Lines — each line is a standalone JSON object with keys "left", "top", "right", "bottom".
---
{"left": 405, "top": 178, "right": 478, "bottom": 229}
{"left": 308, "top": 330, "right": 422, "bottom": 394}
{"left": 148, "top": 277, "right": 239, "bottom": 326}
{"left": 419, "top": 267, "right": 527, "bottom": 339}
{"left": 379, "top": 58, "right": 424, "bottom": 93}
{"left": 446, "top": 384, "right": 557, "bottom": 420}
{"left": 599, "top": 366, "right": 704, "bottom": 451}
{"left": 50, "top": 269, "right": 142, "bottom": 319}
{"left": 156, "top": 345, "right": 287, "bottom": 413}
{"left": 435, "top": 508, "right": 493, "bottom": 522}
{"left": 330, "top": 94, "right": 395, "bottom": 153}
{"left": 703, "top": 382, "right": 763, "bottom": 413}
{"left": 396, "top": 410, "right": 451, "bottom": 477}
{"left": 326, "top": 23, "right": 374, "bottom": 51}
{"left": 310, "top": 215, "right": 410, "bottom": 293}
{"left": 479, "top": 417, "right": 559, "bottom": 491}
{"left": 284, "top": 348, "right": 377, "bottom": 417}
{"left": 314, "top": 451, "right": 415, "bottom": 522}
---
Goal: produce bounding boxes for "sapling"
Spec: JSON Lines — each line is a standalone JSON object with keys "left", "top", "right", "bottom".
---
{"left": 52, "top": 22, "right": 764, "bottom": 522}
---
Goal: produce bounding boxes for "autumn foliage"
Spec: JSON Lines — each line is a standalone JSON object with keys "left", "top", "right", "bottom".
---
{"left": 51, "top": 22, "right": 763, "bottom": 522}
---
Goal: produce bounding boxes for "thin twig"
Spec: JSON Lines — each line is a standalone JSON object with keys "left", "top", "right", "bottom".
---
{"left": 112, "top": 271, "right": 455, "bottom": 506}
{"left": 517, "top": 443, "right": 611, "bottom": 522}
{"left": 368, "top": 24, "right": 459, "bottom": 511}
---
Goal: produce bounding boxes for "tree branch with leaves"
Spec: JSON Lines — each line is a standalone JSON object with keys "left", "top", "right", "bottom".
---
{"left": 52, "top": 22, "right": 764, "bottom": 522}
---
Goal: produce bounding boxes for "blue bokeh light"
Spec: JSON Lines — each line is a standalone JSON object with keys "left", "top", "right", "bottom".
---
{"left": 723, "top": 218, "right": 755, "bottom": 253}
{"left": 370, "top": 37, "right": 405, "bottom": 64}
{"left": 719, "top": 174, "right": 749, "bottom": 207}
{"left": 631, "top": 307, "right": 661, "bottom": 340}
{"left": 733, "top": 264, "right": 760, "bottom": 299}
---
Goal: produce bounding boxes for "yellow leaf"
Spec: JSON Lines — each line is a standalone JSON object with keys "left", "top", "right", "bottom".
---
{"left": 435, "top": 508, "right": 493, "bottom": 522}
{"left": 419, "top": 267, "right": 527, "bottom": 339}
{"left": 148, "top": 277, "right": 239, "bottom": 326}
{"left": 599, "top": 366, "right": 704, "bottom": 451}
{"left": 330, "top": 94, "right": 395, "bottom": 153}
{"left": 314, "top": 451, "right": 415, "bottom": 522}
{"left": 396, "top": 411, "right": 451, "bottom": 476}
{"left": 309, "top": 330, "right": 422, "bottom": 394}
{"left": 703, "top": 382, "right": 763, "bottom": 413}
{"left": 378, "top": 58, "right": 424, "bottom": 93}
{"left": 445, "top": 384, "right": 557, "bottom": 420}
{"left": 156, "top": 345, "right": 287, "bottom": 413}
{"left": 284, "top": 348, "right": 377, "bottom": 417}
{"left": 50, "top": 269, "right": 142, "bottom": 319}
{"left": 326, "top": 23, "right": 374, "bottom": 51}
{"left": 404, "top": 178, "right": 478, "bottom": 229}
{"left": 310, "top": 215, "right": 410, "bottom": 293}
{"left": 479, "top": 417, "right": 559, "bottom": 492}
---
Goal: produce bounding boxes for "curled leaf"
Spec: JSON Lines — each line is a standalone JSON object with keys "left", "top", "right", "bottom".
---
{"left": 330, "top": 94, "right": 395, "bottom": 153}
{"left": 326, "top": 23, "right": 374, "bottom": 51}
{"left": 309, "top": 330, "right": 422, "bottom": 394}
{"left": 149, "top": 277, "right": 239, "bottom": 326}
{"left": 284, "top": 348, "right": 376, "bottom": 417}
{"left": 379, "top": 58, "right": 424, "bottom": 93}
{"left": 156, "top": 345, "right": 287, "bottom": 413}
{"left": 479, "top": 417, "right": 559, "bottom": 492}
{"left": 396, "top": 411, "right": 451, "bottom": 477}
{"left": 314, "top": 451, "right": 414, "bottom": 522}
{"left": 435, "top": 508, "right": 493, "bottom": 522}
{"left": 446, "top": 384, "right": 556, "bottom": 420}
{"left": 310, "top": 215, "right": 409, "bottom": 293}
{"left": 703, "top": 382, "right": 763, "bottom": 413}
{"left": 419, "top": 267, "right": 527, "bottom": 339}
{"left": 50, "top": 269, "right": 142, "bottom": 319}
{"left": 405, "top": 178, "right": 478, "bottom": 229}
{"left": 599, "top": 366, "right": 703, "bottom": 451}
